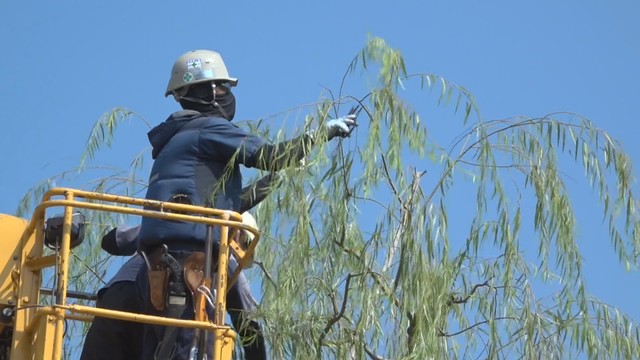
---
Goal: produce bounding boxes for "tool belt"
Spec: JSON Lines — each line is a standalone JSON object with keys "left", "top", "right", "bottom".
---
{"left": 142, "top": 245, "right": 209, "bottom": 313}
{"left": 142, "top": 245, "right": 213, "bottom": 360}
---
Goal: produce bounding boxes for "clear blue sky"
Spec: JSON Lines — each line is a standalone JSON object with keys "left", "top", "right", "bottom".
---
{"left": 1, "top": 0, "right": 639, "bottom": 355}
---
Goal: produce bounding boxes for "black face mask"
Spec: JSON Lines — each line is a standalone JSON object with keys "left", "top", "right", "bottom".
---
{"left": 179, "top": 83, "right": 236, "bottom": 121}
{"left": 212, "top": 90, "right": 236, "bottom": 121}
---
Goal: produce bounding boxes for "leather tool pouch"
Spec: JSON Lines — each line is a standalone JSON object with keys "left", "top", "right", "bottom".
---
{"left": 145, "top": 247, "right": 171, "bottom": 312}
{"left": 149, "top": 268, "right": 170, "bottom": 312}
{"left": 183, "top": 252, "right": 205, "bottom": 296}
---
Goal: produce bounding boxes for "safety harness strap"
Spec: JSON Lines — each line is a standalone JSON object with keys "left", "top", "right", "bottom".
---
{"left": 154, "top": 298, "right": 187, "bottom": 360}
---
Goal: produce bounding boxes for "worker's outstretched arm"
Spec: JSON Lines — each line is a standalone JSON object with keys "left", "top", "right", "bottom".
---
{"left": 239, "top": 172, "right": 283, "bottom": 213}
{"left": 245, "top": 114, "right": 357, "bottom": 171}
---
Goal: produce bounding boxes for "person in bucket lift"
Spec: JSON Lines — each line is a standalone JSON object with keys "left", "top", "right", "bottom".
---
{"left": 80, "top": 173, "right": 279, "bottom": 360}
{"left": 134, "top": 49, "right": 357, "bottom": 360}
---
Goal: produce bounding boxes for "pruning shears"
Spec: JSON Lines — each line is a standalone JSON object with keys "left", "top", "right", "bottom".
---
{"left": 346, "top": 105, "right": 362, "bottom": 136}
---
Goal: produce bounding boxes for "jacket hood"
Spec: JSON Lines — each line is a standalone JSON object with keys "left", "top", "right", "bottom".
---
{"left": 148, "top": 110, "right": 204, "bottom": 159}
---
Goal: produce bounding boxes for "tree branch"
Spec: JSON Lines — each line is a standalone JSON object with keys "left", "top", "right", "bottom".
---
{"left": 254, "top": 260, "right": 277, "bottom": 287}
{"left": 317, "top": 274, "right": 354, "bottom": 351}
{"left": 449, "top": 280, "right": 491, "bottom": 305}
{"left": 381, "top": 155, "right": 402, "bottom": 206}
{"left": 438, "top": 316, "right": 518, "bottom": 337}
{"left": 364, "top": 344, "right": 387, "bottom": 360}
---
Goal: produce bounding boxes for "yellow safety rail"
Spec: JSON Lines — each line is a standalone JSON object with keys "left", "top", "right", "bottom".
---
{"left": 7, "top": 187, "right": 259, "bottom": 360}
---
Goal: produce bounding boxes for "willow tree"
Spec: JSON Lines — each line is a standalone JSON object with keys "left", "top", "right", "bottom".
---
{"left": 18, "top": 37, "right": 640, "bottom": 359}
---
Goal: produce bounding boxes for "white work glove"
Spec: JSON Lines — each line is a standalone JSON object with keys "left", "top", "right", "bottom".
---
{"left": 325, "top": 114, "right": 357, "bottom": 140}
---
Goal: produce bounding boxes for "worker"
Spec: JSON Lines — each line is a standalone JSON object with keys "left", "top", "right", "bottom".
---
{"left": 79, "top": 242, "right": 143, "bottom": 360}
{"left": 136, "top": 49, "right": 357, "bottom": 360}
{"left": 80, "top": 173, "right": 281, "bottom": 360}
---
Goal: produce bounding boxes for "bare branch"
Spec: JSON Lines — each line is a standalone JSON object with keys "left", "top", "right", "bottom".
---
{"left": 364, "top": 344, "right": 387, "bottom": 360}
{"left": 317, "top": 273, "right": 354, "bottom": 349}
{"left": 449, "top": 280, "right": 491, "bottom": 305}
{"left": 439, "top": 316, "right": 518, "bottom": 337}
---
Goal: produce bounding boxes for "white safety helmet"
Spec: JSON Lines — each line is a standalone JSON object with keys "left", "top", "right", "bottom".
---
{"left": 238, "top": 212, "right": 258, "bottom": 267}
{"left": 165, "top": 50, "right": 238, "bottom": 100}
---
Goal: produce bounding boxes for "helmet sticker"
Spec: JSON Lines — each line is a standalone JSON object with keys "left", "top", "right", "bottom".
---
{"left": 194, "top": 69, "right": 214, "bottom": 80}
{"left": 183, "top": 72, "right": 194, "bottom": 82}
{"left": 186, "top": 58, "right": 202, "bottom": 70}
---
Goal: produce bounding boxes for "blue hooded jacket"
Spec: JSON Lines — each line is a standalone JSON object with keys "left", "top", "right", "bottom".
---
{"left": 138, "top": 110, "right": 267, "bottom": 251}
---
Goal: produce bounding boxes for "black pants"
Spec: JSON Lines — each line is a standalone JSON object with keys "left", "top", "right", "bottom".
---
{"left": 80, "top": 281, "right": 143, "bottom": 360}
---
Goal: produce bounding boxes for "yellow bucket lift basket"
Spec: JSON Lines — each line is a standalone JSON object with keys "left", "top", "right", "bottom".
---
{"left": 0, "top": 188, "right": 259, "bottom": 360}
